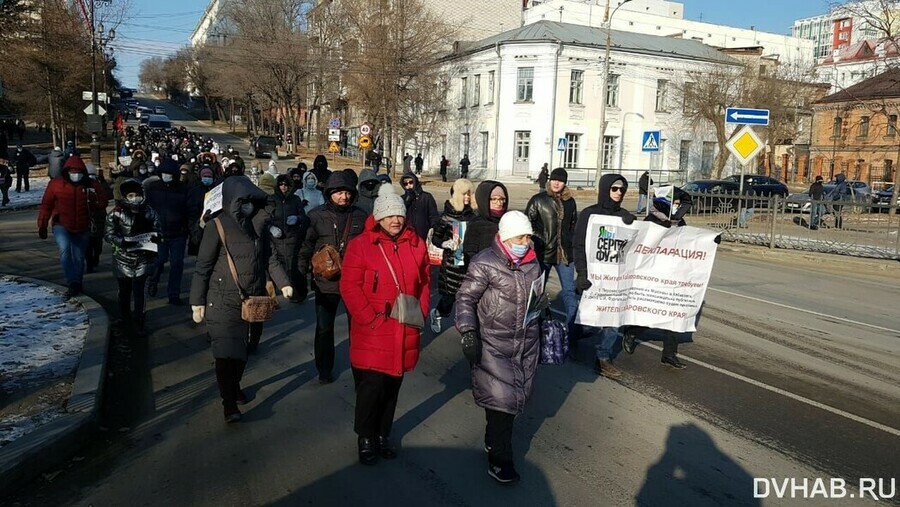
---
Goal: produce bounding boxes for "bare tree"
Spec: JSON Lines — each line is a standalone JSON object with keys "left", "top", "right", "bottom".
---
{"left": 832, "top": 0, "right": 900, "bottom": 55}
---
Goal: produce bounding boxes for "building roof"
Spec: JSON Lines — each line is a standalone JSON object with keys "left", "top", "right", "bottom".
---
{"left": 449, "top": 20, "right": 740, "bottom": 65}
{"left": 815, "top": 67, "right": 900, "bottom": 104}
{"left": 819, "top": 39, "right": 900, "bottom": 65}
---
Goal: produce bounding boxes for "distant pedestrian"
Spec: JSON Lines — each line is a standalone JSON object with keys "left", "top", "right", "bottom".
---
{"left": 267, "top": 174, "right": 309, "bottom": 310}
{"left": 0, "top": 130, "right": 8, "bottom": 161}
{"left": 414, "top": 153, "right": 424, "bottom": 175}
{"left": 356, "top": 169, "right": 381, "bottom": 216}
{"left": 439, "top": 156, "right": 449, "bottom": 182}
{"left": 296, "top": 172, "right": 325, "bottom": 214}
{"left": 808, "top": 175, "right": 825, "bottom": 229}
{"left": 47, "top": 146, "right": 64, "bottom": 179}
{"left": 637, "top": 171, "right": 653, "bottom": 214}
{"left": 536, "top": 163, "right": 549, "bottom": 192}
{"left": 340, "top": 184, "right": 430, "bottom": 465}
{"left": 828, "top": 173, "right": 851, "bottom": 229}
{"left": 312, "top": 154, "right": 331, "bottom": 192}
{"left": 459, "top": 154, "right": 471, "bottom": 179}
{"left": 403, "top": 152, "right": 412, "bottom": 173}
{"left": 0, "top": 158, "right": 11, "bottom": 206}
{"left": 85, "top": 164, "right": 111, "bottom": 273}
{"left": 190, "top": 176, "right": 293, "bottom": 423}
{"left": 37, "top": 157, "right": 110, "bottom": 297}
{"left": 399, "top": 173, "right": 440, "bottom": 240}
{"left": 13, "top": 144, "right": 36, "bottom": 193}
{"left": 455, "top": 211, "right": 542, "bottom": 484}
{"left": 104, "top": 179, "right": 161, "bottom": 333}
{"left": 371, "top": 150, "right": 383, "bottom": 174}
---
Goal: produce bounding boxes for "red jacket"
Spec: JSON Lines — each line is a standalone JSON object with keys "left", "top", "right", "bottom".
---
{"left": 37, "top": 158, "right": 108, "bottom": 234}
{"left": 340, "top": 215, "right": 431, "bottom": 377}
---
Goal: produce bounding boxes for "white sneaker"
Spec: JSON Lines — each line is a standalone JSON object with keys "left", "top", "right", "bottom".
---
{"left": 429, "top": 308, "right": 442, "bottom": 334}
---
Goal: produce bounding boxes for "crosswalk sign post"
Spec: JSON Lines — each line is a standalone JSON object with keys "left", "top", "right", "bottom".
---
{"left": 557, "top": 138, "right": 567, "bottom": 152}
{"left": 641, "top": 131, "right": 661, "bottom": 153}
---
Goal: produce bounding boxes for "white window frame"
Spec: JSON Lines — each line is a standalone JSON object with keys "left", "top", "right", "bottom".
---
{"left": 473, "top": 74, "right": 481, "bottom": 106}
{"left": 515, "top": 131, "right": 531, "bottom": 160}
{"left": 460, "top": 77, "right": 467, "bottom": 108}
{"left": 486, "top": 71, "right": 495, "bottom": 104}
{"left": 606, "top": 74, "right": 620, "bottom": 107}
{"left": 569, "top": 70, "right": 584, "bottom": 105}
{"left": 564, "top": 133, "right": 581, "bottom": 169}
{"left": 517, "top": 67, "right": 534, "bottom": 102}
{"left": 656, "top": 79, "right": 668, "bottom": 112}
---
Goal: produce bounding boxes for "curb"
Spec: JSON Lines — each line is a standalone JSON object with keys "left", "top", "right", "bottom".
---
{"left": 0, "top": 276, "right": 110, "bottom": 493}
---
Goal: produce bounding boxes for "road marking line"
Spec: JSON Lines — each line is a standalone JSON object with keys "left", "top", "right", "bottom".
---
{"left": 637, "top": 341, "right": 900, "bottom": 437}
{"left": 707, "top": 287, "right": 900, "bottom": 335}
{"left": 551, "top": 307, "right": 900, "bottom": 436}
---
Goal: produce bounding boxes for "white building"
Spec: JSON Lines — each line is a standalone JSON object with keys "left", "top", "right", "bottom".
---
{"left": 428, "top": 20, "right": 741, "bottom": 185}
{"left": 814, "top": 39, "right": 900, "bottom": 92}
{"left": 792, "top": 1, "right": 899, "bottom": 61}
{"left": 191, "top": 0, "right": 235, "bottom": 47}
{"left": 523, "top": 0, "right": 814, "bottom": 66}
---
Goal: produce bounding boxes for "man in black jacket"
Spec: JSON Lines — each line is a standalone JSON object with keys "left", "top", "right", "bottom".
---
{"left": 13, "top": 144, "right": 37, "bottom": 193}
{"left": 146, "top": 159, "right": 191, "bottom": 305}
{"left": 573, "top": 173, "right": 636, "bottom": 379}
{"left": 809, "top": 175, "right": 825, "bottom": 229}
{"left": 637, "top": 171, "right": 653, "bottom": 213}
{"left": 399, "top": 173, "right": 439, "bottom": 240}
{"left": 298, "top": 172, "right": 367, "bottom": 383}
{"left": 525, "top": 168, "right": 578, "bottom": 332}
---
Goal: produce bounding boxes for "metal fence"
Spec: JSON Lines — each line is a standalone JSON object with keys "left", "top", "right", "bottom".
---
{"left": 561, "top": 168, "right": 686, "bottom": 189}
{"left": 683, "top": 191, "right": 900, "bottom": 260}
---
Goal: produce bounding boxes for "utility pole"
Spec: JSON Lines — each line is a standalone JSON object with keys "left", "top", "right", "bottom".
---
{"left": 89, "top": 0, "right": 100, "bottom": 166}
{"left": 593, "top": 0, "right": 631, "bottom": 187}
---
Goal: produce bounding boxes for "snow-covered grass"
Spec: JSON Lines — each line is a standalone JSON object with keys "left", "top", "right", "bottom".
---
{"left": 0, "top": 276, "right": 89, "bottom": 447}
{"left": 1, "top": 175, "right": 50, "bottom": 210}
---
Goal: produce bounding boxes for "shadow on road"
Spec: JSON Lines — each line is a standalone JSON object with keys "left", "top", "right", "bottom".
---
{"left": 636, "top": 423, "right": 759, "bottom": 507}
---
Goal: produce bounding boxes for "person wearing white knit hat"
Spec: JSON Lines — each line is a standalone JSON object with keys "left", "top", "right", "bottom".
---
{"left": 373, "top": 183, "right": 407, "bottom": 222}
{"left": 498, "top": 210, "right": 533, "bottom": 243}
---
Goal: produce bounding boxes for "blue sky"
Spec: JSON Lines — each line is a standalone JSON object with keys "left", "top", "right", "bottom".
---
{"left": 113, "top": 0, "right": 833, "bottom": 88}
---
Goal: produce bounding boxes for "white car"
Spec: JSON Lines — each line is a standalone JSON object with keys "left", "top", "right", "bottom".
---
{"left": 154, "top": 106, "right": 166, "bottom": 115}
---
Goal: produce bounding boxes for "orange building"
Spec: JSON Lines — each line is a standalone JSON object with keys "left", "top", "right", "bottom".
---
{"left": 810, "top": 68, "right": 900, "bottom": 189}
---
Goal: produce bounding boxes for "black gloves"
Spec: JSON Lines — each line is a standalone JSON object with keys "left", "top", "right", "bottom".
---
{"left": 38, "top": 227, "right": 48, "bottom": 240}
{"left": 461, "top": 330, "right": 481, "bottom": 365}
{"left": 149, "top": 235, "right": 161, "bottom": 244}
{"left": 621, "top": 214, "right": 635, "bottom": 225}
{"left": 575, "top": 274, "right": 592, "bottom": 295}
{"left": 714, "top": 234, "right": 722, "bottom": 244}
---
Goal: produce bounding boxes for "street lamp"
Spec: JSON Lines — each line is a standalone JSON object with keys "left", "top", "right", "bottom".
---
{"left": 89, "top": 3, "right": 115, "bottom": 166}
{"left": 593, "top": 0, "right": 632, "bottom": 187}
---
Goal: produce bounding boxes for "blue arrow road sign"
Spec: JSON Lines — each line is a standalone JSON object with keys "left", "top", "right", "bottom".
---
{"left": 641, "top": 131, "right": 661, "bottom": 153}
{"left": 726, "top": 107, "right": 770, "bottom": 126}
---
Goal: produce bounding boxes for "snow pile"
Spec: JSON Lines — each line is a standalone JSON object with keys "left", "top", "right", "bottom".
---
{"left": 1, "top": 175, "right": 50, "bottom": 209}
{"left": 0, "top": 276, "right": 89, "bottom": 447}
{"left": 0, "top": 276, "right": 88, "bottom": 391}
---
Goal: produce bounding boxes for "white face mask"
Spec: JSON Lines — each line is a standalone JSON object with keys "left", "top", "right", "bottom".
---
{"left": 70, "top": 173, "right": 84, "bottom": 183}
{"left": 240, "top": 202, "right": 255, "bottom": 216}
{"left": 127, "top": 196, "right": 143, "bottom": 205}
{"left": 161, "top": 174, "right": 174, "bottom": 183}
{"left": 286, "top": 215, "right": 299, "bottom": 226}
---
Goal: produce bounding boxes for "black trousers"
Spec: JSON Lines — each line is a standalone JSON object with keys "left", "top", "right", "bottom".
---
{"left": 1, "top": 185, "right": 9, "bottom": 205}
{"left": 86, "top": 236, "right": 103, "bottom": 269}
{"left": 248, "top": 322, "right": 264, "bottom": 348}
{"left": 16, "top": 169, "right": 29, "bottom": 192}
{"left": 485, "top": 408, "right": 515, "bottom": 466}
{"left": 662, "top": 330, "right": 679, "bottom": 359}
{"left": 353, "top": 368, "right": 403, "bottom": 438}
{"left": 117, "top": 275, "right": 147, "bottom": 317}
{"left": 436, "top": 294, "right": 455, "bottom": 317}
{"left": 314, "top": 290, "right": 344, "bottom": 379}
{"left": 215, "top": 358, "right": 246, "bottom": 413}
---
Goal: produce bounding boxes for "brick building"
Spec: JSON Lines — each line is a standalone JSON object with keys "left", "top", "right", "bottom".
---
{"left": 810, "top": 68, "right": 900, "bottom": 188}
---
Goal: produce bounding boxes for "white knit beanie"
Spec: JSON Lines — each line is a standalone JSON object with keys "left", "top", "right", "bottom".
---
{"left": 373, "top": 184, "right": 407, "bottom": 221}
{"left": 498, "top": 210, "right": 533, "bottom": 242}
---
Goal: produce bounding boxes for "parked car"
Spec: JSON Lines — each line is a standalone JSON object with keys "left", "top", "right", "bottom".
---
{"left": 135, "top": 106, "right": 152, "bottom": 119}
{"left": 786, "top": 180, "right": 874, "bottom": 213}
{"left": 723, "top": 174, "right": 789, "bottom": 197}
{"left": 872, "top": 186, "right": 899, "bottom": 212}
{"left": 682, "top": 180, "right": 744, "bottom": 213}
{"left": 153, "top": 106, "right": 166, "bottom": 115}
{"left": 250, "top": 135, "right": 278, "bottom": 158}
{"left": 146, "top": 114, "right": 172, "bottom": 130}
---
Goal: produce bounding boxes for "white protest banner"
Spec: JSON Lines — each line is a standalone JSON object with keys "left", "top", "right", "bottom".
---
{"left": 118, "top": 156, "right": 132, "bottom": 167}
{"left": 575, "top": 215, "right": 719, "bottom": 332}
{"left": 124, "top": 232, "right": 158, "bottom": 253}
{"left": 203, "top": 184, "right": 223, "bottom": 217}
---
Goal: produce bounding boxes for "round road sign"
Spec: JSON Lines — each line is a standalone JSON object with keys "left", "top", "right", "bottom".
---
{"left": 358, "top": 135, "right": 372, "bottom": 149}
{"left": 360, "top": 123, "right": 372, "bottom": 136}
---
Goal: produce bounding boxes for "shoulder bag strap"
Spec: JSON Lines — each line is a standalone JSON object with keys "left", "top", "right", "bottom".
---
{"left": 213, "top": 218, "right": 247, "bottom": 299}
{"left": 377, "top": 243, "right": 402, "bottom": 292}
{"left": 339, "top": 212, "right": 353, "bottom": 253}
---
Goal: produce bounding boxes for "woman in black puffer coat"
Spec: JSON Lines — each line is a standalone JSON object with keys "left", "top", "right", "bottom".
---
{"left": 190, "top": 176, "right": 292, "bottom": 422}
{"left": 268, "top": 174, "right": 309, "bottom": 303}
{"left": 104, "top": 179, "right": 161, "bottom": 331}
{"left": 455, "top": 211, "right": 542, "bottom": 484}
{"left": 428, "top": 178, "right": 477, "bottom": 333}
{"left": 462, "top": 180, "right": 508, "bottom": 259}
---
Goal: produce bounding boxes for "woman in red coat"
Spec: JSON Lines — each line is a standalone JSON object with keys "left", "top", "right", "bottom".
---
{"left": 340, "top": 184, "right": 430, "bottom": 466}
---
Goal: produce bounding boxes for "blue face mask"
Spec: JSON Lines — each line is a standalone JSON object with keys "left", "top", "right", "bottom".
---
{"left": 509, "top": 244, "right": 530, "bottom": 258}
{"left": 201, "top": 177, "right": 214, "bottom": 186}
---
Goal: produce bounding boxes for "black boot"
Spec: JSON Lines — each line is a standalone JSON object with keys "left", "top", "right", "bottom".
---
{"left": 358, "top": 437, "right": 378, "bottom": 465}
{"left": 377, "top": 436, "right": 397, "bottom": 460}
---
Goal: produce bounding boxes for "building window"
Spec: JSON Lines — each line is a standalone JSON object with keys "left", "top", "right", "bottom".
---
{"left": 473, "top": 74, "right": 481, "bottom": 106}
{"left": 569, "top": 70, "right": 584, "bottom": 105}
{"left": 487, "top": 71, "right": 495, "bottom": 104}
{"left": 678, "top": 140, "right": 691, "bottom": 173}
{"left": 461, "top": 133, "right": 469, "bottom": 157}
{"left": 517, "top": 67, "right": 534, "bottom": 102}
{"left": 888, "top": 115, "right": 897, "bottom": 137}
{"left": 656, "top": 79, "right": 668, "bottom": 112}
{"left": 859, "top": 116, "right": 870, "bottom": 137}
{"left": 564, "top": 133, "right": 581, "bottom": 169}
{"left": 607, "top": 74, "right": 620, "bottom": 107}
{"left": 682, "top": 82, "right": 695, "bottom": 113}
{"left": 459, "top": 77, "right": 467, "bottom": 108}
{"left": 480, "top": 132, "right": 488, "bottom": 167}
{"left": 832, "top": 117, "right": 843, "bottom": 139}
{"left": 515, "top": 131, "right": 530, "bottom": 160}
{"left": 601, "top": 136, "right": 617, "bottom": 170}
{"left": 701, "top": 141, "right": 716, "bottom": 177}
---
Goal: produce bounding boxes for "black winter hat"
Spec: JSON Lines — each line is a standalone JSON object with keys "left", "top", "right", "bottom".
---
{"left": 549, "top": 167, "right": 568, "bottom": 183}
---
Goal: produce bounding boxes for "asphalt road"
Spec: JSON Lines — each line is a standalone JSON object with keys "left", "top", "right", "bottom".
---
{"left": 3, "top": 98, "right": 897, "bottom": 506}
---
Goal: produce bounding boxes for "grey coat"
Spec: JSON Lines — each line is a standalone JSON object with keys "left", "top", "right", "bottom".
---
{"left": 103, "top": 202, "right": 161, "bottom": 278}
{"left": 455, "top": 238, "right": 543, "bottom": 415}
{"left": 190, "top": 176, "right": 291, "bottom": 361}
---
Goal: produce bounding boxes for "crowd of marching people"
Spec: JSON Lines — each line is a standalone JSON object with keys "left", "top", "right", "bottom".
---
{"left": 33, "top": 119, "right": 702, "bottom": 485}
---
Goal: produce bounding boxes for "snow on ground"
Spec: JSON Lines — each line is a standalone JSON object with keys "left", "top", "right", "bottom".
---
{"left": 0, "top": 276, "right": 89, "bottom": 447}
{"left": 1, "top": 175, "right": 50, "bottom": 210}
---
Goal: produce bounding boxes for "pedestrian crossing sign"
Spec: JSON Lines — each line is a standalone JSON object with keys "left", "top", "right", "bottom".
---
{"left": 557, "top": 138, "right": 567, "bottom": 152}
{"left": 641, "top": 131, "right": 661, "bottom": 153}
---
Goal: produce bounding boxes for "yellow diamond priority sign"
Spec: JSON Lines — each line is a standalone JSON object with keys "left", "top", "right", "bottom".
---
{"left": 725, "top": 125, "right": 764, "bottom": 165}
